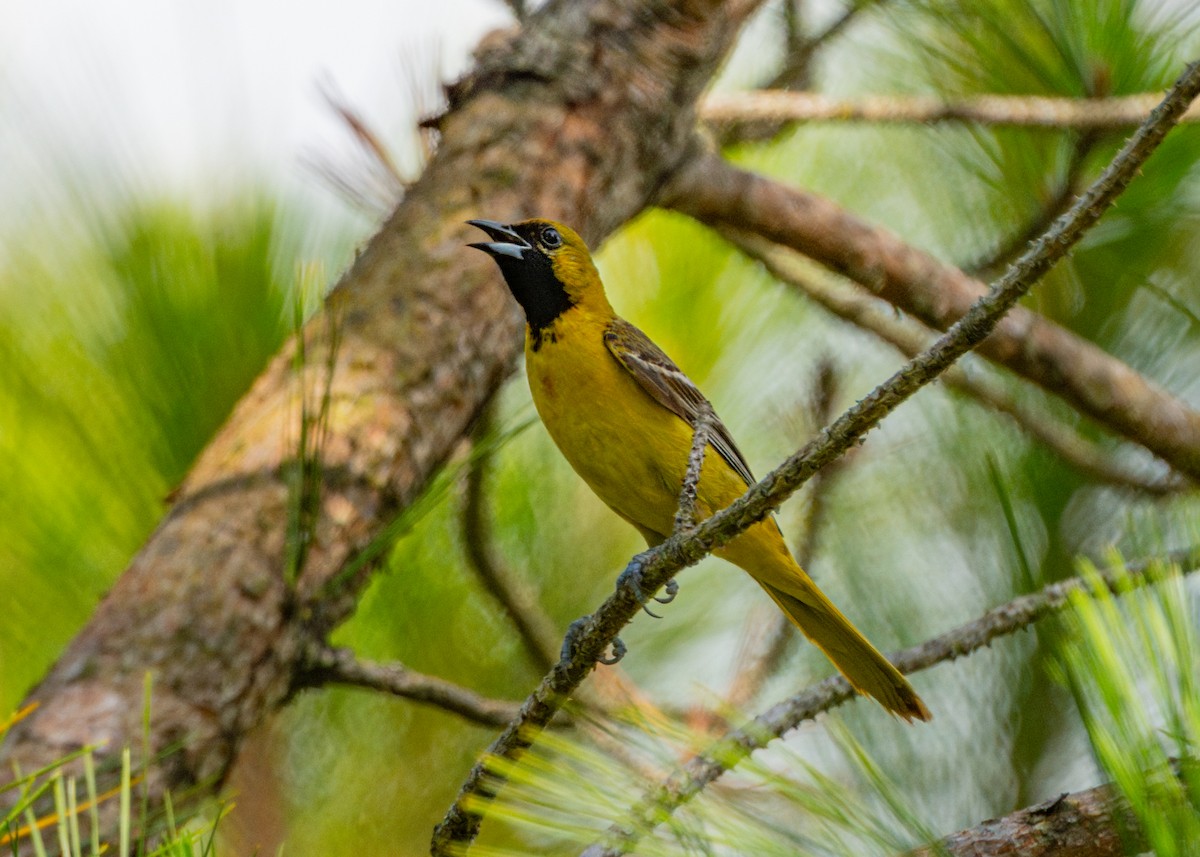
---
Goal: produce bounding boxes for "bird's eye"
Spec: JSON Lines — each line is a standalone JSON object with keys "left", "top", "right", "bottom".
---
{"left": 540, "top": 226, "right": 563, "bottom": 248}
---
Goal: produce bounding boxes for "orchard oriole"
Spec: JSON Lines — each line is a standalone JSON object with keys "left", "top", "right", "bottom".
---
{"left": 469, "top": 218, "right": 929, "bottom": 722}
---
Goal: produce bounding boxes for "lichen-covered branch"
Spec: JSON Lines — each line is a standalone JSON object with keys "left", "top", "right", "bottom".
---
{"left": 581, "top": 550, "right": 1199, "bottom": 857}
{"left": 674, "top": 404, "right": 715, "bottom": 533}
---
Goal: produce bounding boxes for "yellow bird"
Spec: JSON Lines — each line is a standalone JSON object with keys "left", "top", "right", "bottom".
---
{"left": 468, "top": 218, "right": 930, "bottom": 722}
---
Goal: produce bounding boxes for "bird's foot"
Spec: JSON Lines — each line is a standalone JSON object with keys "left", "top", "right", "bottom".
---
{"left": 600, "top": 636, "right": 627, "bottom": 665}
{"left": 617, "top": 552, "right": 676, "bottom": 618}
{"left": 655, "top": 578, "right": 679, "bottom": 605}
{"left": 561, "top": 617, "right": 626, "bottom": 665}
{"left": 561, "top": 617, "right": 589, "bottom": 661}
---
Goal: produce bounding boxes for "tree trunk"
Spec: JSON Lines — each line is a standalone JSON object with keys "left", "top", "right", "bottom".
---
{"left": 0, "top": 0, "right": 761, "bottom": 842}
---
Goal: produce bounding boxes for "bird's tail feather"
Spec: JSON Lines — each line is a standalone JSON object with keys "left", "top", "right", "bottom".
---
{"left": 760, "top": 582, "right": 931, "bottom": 723}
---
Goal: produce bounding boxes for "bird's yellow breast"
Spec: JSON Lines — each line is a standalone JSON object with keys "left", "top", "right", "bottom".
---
{"left": 525, "top": 308, "right": 750, "bottom": 542}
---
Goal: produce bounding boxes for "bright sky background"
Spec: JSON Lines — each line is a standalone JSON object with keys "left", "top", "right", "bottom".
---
{"left": 1, "top": 0, "right": 512, "bottom": 204}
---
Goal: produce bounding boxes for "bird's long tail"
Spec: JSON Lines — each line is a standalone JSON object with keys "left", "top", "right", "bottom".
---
{"left": 759, "top": 580, "right": 931, "bottom": 722}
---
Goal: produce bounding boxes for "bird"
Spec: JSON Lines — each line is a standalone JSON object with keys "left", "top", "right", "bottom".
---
{"left": 468, "top": 217, "right": 930, "bottom": 722}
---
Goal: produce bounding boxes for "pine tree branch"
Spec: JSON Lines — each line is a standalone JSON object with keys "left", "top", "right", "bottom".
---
{"left": 665, "top": 106, "right": 1200, "bottom": 482}
{"left": 581, "top": 549, "right": 1200, "bottom": 857}
{"left": 702, "top": 90, "right": 1200, "bottom": 131}
{"left": 461, "top": 411, "right": 562, "bottom": 674}
{"left": 299, "top": 646, "right": 526, "bottom": 728}
{"left": 909, "top": 762, "right": 1195, "bottom": 856}
{"left": 724, "top": 232, "right": 1189, "bottom": 495}
{"left": 432, "top": 58, "right": 1200, "bottom": 857}
{"left": 912, "top": 784, "right": 1135, "bottom": 856}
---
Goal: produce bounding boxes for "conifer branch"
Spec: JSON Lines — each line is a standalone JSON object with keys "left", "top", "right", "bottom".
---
{"left": 581, "top": 549, "right": 1200, "bottom": 857}
{"left": 702, "top": 90, "right": 1200, "bottom": 131}
{"left": 432, "top": 58, "right": 1200, "bottom": 857}
{"left": 461, "top": 412, "right": 562, "bottom": 673}
{"left": 300, "top": 646, "right": 526, "bottom": 728}
{"left": 911, "top": 764, "right": 1195, "bottom": 857}
{"left": 724, "top": 232, "right": 1189, "bottom": 495}
{"left": 668, "top": 88, "right": 1200, "bottom": 482}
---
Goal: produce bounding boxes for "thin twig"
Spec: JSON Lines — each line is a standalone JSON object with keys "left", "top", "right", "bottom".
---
{"left": 726, "top": 231, "right": 1190, "bottom": 495}
{"left": 304, "top": 78, "right": 407, "bottom": 218}
{"left": 299, "top": 645, "right": 526, "bottom": 729}
{"left": 430, "top": 60, "right": 1200, "bottom": 857}
{"left": 967, "top": 133, "right": 1099, "bottom": 277}
{"left": 725, "top": 361, "right": 844, "bottom": 710}
{"left": 581, "top": 549, "right": 1200, "bottom": 857}
{"left": 501, "top": 0, "right": 528, "bottom": 22}
{"left": 674, "top": 405, "right": 715, "bottom": 533}
{"left": 765, "top": 0, "right": 884, "bottom": 92}
{"left": 721, "top": 1, "right": 888, "bottom": 145}
{"left": 461, "top": 411, "right": 562, "bottom": 673}
{"left": 702, "top": 90, "right": 1200, "bottom": 131}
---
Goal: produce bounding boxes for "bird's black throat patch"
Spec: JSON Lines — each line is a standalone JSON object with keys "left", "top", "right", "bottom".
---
{"left": 491, "top": 251, "right": 574, "bottom": 349}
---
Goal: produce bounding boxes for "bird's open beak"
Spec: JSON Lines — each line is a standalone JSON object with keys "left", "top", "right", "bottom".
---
{"left": 467, "top": 219, "right": 530, "bottom": 260}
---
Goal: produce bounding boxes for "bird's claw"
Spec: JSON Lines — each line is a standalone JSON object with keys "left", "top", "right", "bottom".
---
{"left": 599, "top": 637, "right": 627, "bottom": 665}
{"left": 617, "top": 555, "right": 659, "bottom": 617}
{"left": 617, "top": 553, "right": 676, "bottom": 617}
{"left": 560, "top": 617, "right": 626, "bottom": 666}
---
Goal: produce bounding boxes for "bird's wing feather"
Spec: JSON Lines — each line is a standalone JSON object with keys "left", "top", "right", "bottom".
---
{"left": 604, "top": 318, "right": 756, "bottom": 487}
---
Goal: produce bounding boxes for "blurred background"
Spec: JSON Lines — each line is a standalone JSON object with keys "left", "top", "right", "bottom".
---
{"left": 4, "top": 1, "right": 1200, "bottom": 854}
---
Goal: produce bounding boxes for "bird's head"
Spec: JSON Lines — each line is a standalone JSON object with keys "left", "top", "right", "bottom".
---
{"left": 468, "top": 218, "right": 610, "bottom": 332}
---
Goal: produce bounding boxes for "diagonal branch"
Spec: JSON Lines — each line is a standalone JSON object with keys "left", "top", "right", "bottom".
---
{"left": 726, "top": 231, "right": 1189, "bottom": 495}
{"left": 298, "top": 645, "right": 526, "bottom": 728}
{"left": 581, "top": 550, "right": 1200, "bottom": 857}
{"left": 909, "top": 764, "right": 1197, "bottom": 857}
{"left": 431, "top": 58, "right": 1200, "bottom": 857}
{"left": 461, "top": 411, "right": 562, "bottom": 673}
{"left": 663, "top": 136, "right": 1200, "bottom": 483}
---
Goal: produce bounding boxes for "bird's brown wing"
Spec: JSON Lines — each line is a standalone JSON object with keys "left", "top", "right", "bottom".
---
{"left": 604, "top": 318, "right": 756, "bottom": 487}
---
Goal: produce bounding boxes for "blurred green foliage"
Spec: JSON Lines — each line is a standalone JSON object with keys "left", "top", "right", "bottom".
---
{"left": 0, "top": 197, "right": 311, "bottom": 713}
{"left": 1057, "top": 558, "right": 1200, "bottom": 855}
{"left": 3, "top": 0, "right": 1200, "bottom": 854}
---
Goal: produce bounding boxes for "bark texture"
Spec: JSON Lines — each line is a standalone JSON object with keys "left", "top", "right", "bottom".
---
{"left": 0, "top": 0, "right": 760, "bottom": 839}
{"left": 913, "top": 785, "right": 1142, "bottom": 857}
